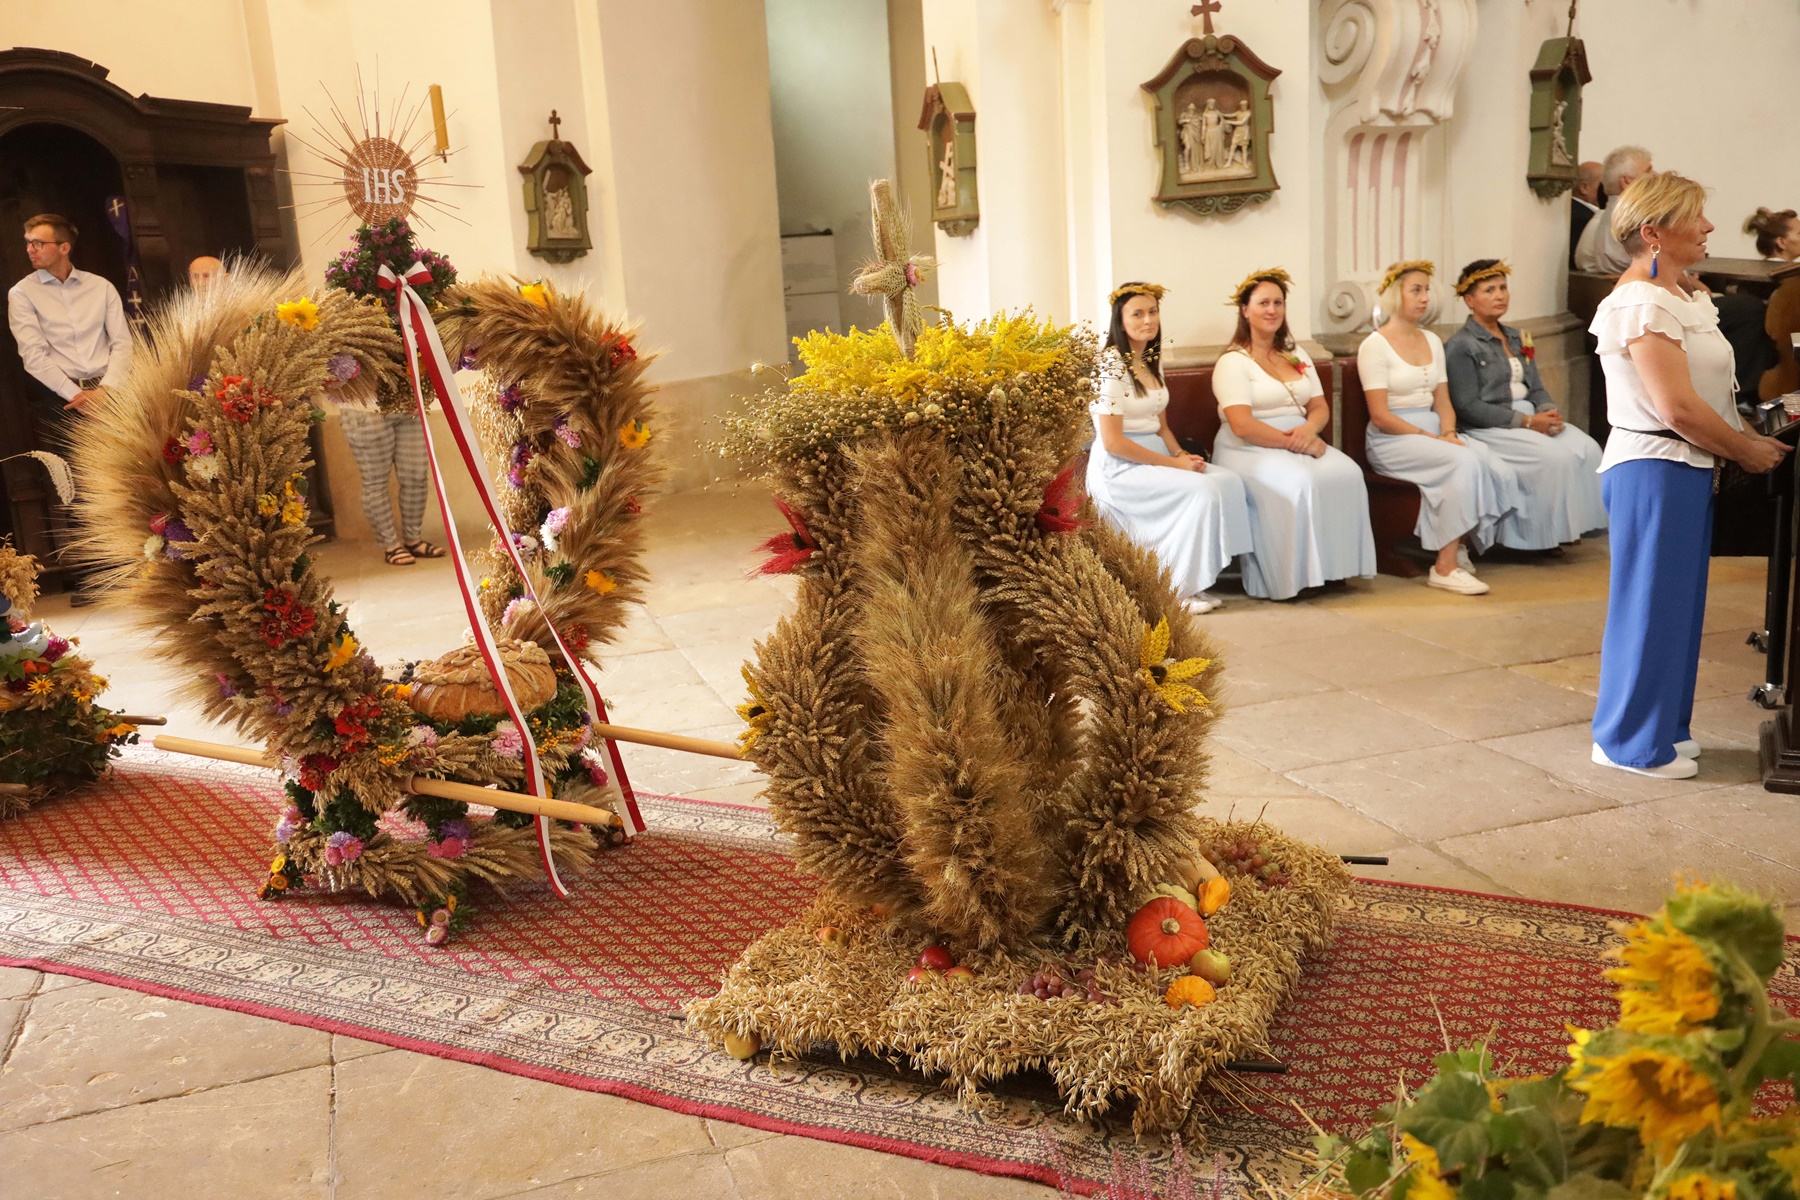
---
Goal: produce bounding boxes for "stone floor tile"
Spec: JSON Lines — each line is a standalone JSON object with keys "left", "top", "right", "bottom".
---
{"left": 1193, "top": 602, "right": 1370, "bottom": 650}
{"left": 686, "top": 781, "right": 769, "bottom": 806}
{"left": 1347, "top": 844, "right": 1517, "bottom": 895}
{"left": 0, "top": 999, "right": 24, "bottom": 1060}
{"left": 1352, "top": 667, "right": 1596, "bottom": 741}
{"left": 1686, "top": 695, "right": 1769, "bottom": 750}
{"left": 35, "top": 971, "right": 89, "bottom": 993}
{"left": 724, "top": 1133, "right": 1056, "bottom": 1199}
{"left": 1631, "top": 783, "right": 1800, "bottom": 869}
{"left": 1213, "top": 793, "right": 1406, "bottom": 856}
{"left": 1381, "top": 610, "right": 1603, "bottom": 667}
{"left": 500, "top": 1151, "right": 739, "bottom": 1198}
{"left": 1256, "top": 627, "right": 1489, "bottom": 689}
{"left": 0, "top": 983, "right": 330, "bottom": 1132}
{"left": 706, "top": 1116, "right": 781, "bottom": 1150}
{"left": 1200, "top": 744, "right": 1326, "bottom": 799}
{"left": 0, "top": 1064, "right": 331, "bottom": 1199}
{"left": 1208, "top": 651, "right": 1336, "bottom": 709}
{"left": 333, "top": 1051, "right": 715, "bottom": 1200}
{"left": 1510, "top": 652, "right": 1754, "bottom": 702}
{"left": 1289, "top": 743, "right": 1617, "bottom": 842}
{"left": 618, "top": 722, "right": 760, "bottom": 797}
{"left": 655, "top": 602, "right": 790, "bottom": 651}
{"left": 595, "top": 647, "right": 708, "bottom": 698}
{"left": 1480, "top": 722, "right": 1745, "bottom": 805}
{"left": 1212, "top": 691, "right": 1454, "bottom": 773}
{"left": 332, "top": 1033, "right": 394, "bottom": 1062}
{"left": 601, "top": 682, "right": 741, "bottom": 735}
{"left": 1437, "top": 807, "right": 1800, "bottom": 916}
{"left": 0, "top": 966, "right": 40, "bottom": 1000}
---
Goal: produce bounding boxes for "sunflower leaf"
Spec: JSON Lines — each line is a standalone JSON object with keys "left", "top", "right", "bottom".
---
{"left": 1395, "top": 1072, "right": 1492, "bottom": 1172}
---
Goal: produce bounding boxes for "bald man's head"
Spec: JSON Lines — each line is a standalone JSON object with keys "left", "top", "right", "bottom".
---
{"left": 188, "top": 256, "right": 224, "bottom": 289}
{"left": 1575, "top": 161, "right": 1603, "bottom": 205}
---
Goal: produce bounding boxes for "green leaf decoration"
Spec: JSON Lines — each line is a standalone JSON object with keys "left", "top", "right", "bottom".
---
{"left": 1755, "top": 1036, "right": 1800, "bottom": 1101}
{"left": 1665, "top": 883, "right": 1786, "bottom": 979}
{"left": 1344, "top": 1146, "right": 1393, "bottom": 1195}
{"left": 1543, "top": 1174, "right": 1635, "bottom": 1200}
{"left": 1396, "top": 1072, "right": 1493, "bottom": 1172}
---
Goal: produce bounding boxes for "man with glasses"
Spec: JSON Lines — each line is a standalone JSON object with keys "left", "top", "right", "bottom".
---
{"left": 8, "top": 213, "right": 132, "bottom": 425}
{"left": 6, "top": 213, "right": 133, "bottom": 602}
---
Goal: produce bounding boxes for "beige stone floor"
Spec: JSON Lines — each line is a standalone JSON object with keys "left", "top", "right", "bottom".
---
{"left": 7, "top": 486, "right": 1799, "bottom": 1198}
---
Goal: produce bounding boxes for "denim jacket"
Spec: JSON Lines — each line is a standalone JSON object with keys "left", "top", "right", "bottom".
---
{"left": 1444, "top": 317, "right": 1553, "bottom": 429}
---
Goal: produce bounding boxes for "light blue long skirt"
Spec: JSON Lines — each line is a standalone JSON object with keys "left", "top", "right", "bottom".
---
{"left": 1087, "top": 430, "right": 1253, "bottom": 597}
{"left": 1212, "top": 413, "right": 1377, "bottom": 599}
{"left": 1466, "top": 400, "right": 1608, "bottom": 548}
{"left": 1365, "top": 408, "right": 1512, "bottom": 552}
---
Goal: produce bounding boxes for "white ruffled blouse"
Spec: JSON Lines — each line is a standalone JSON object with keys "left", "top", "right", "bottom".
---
{"left": 1590, "top": 281, "right": 1740, "bottom": 471}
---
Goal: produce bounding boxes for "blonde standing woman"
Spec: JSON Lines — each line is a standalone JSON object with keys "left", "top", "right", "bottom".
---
{"left": 1590, "top": 173, "right": 1789, "bottom": 779}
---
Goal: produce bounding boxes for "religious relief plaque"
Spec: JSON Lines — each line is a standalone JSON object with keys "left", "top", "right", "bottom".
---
{"left": 918, "top": 81, "right": 978, "bottom": 237}
{"left": 518, "top": 110, "right": 593, "bottom": 263}
{"left": 1141, "top": 1, "right": 1281, "bottom": 217}
{"left": 1526, "top": 36, "right": 1591, "bottom": 199}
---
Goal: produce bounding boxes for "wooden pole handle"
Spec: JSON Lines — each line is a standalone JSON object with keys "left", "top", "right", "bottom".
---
{"left": 0, "top": 783, "right": 29, "bottom": 795}
{"left": 151, "top": 734, "right": 622, "bottom": 829}
{"left": 112, "top": 714, "right": 169, "bottom": 727}
{"left": 589, "top": 722, "right": 743, "bottom": 761}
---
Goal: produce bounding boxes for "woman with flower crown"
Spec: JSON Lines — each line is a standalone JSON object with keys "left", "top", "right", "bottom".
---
{"left": 1089, "top": 281, "right": 1252, "bottom": 614}
{"left": 1356, "top": 260, "right": 1513, "bottom": 596}
{"left": 1445, "top": 259, "right": 1606, "bottom": 550}
{"left": 1210, "top": 268, "right": 1376, "bottom": 599}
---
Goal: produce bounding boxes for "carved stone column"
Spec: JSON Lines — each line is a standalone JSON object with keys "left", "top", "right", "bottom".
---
{"left": 1317, "top": 0, "right": 1478, "bottom": 338}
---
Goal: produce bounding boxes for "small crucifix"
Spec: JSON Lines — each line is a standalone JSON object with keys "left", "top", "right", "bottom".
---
{"left": 1191, "top": 0, "right": 1222, "bottom": 36}
{"left": 547, "top": 109, "right": 562, "bottom": 141}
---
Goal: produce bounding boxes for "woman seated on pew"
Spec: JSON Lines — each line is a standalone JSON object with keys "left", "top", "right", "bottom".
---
{"left": 1356, "top": 260, "right": 1512, "bottom": 597}
{"left": 1210, "top": 268, "right": 1376, "bottom": 600}
{"left": 1088, "top": 281, "right": 1252, "bottom": 615}
{"left": 1445, "top": 259, "right": 1607, "bottom": 550}
{"left": 1745, "top": 207, "right": 1800, "bottom": 263}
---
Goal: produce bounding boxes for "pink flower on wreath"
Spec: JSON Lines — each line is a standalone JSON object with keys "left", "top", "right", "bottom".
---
{"left": 323, "top": 831, "right": 365, "bottom": 866}
{"left": 904, "top": 262, "right": 921, "bottom": 289}
{"left": 428, "top": 834, "right": 468, "bottom": 859}
{"left": 274, "top": 806, "right": 303, "bottom": 844}
{"left": 554, "top": 417, "right": 581, "bottom": 448}
{"left": 491, "top": 720, "right": 524, "bottom": 761}
{"left": 185, "top": 429, "right": 215, "bottom": 456}
{"left": 581, "top": 746, "right": 609, "bottom": 789}
{"left": 42, "top": 636, "right": 69, "bottom": 663}
{"left": 406, "top": 725, "right": 440, "bottom": 750}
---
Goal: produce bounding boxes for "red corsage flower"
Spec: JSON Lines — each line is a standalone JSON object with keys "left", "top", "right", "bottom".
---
{"left": 1035, "top": 459, "right": 1087, "bottom": 534}
{"left": 754, "top": 495, "right": 818, "bottom": 576}
{"left": 609, "top": 338, "right": 638, "bottom": 370}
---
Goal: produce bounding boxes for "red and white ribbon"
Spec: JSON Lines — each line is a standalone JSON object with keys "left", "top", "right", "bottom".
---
{"left": 382, "top": 262, "right": 645, "bottom": 898}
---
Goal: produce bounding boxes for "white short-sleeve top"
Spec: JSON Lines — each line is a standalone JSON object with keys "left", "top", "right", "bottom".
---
{"left": 1590, "top": 281, "right": 1741, "bottom": 471}
{"left": 1213, "top": 345, "right": 1325, "bottom": 419}
{"left": 1356, "top": 329, "right": 1446, "bottom": 411}
{"left": 1091, "top": 346, "right": 1168, "bottom": 435}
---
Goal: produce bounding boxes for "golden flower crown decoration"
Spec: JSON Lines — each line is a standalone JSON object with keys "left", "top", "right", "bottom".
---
{"left": 1226, "top": 267, "right": 1292, "bottom": 307}
{"left": 1454, "top": 261, "right": 1512, "bottom": 296}
{"left": 1108, "top": 281, "right": 1167, "bottom": 307}
{"left": 1377, "top": 259, "right": 1436, "bottom": 296}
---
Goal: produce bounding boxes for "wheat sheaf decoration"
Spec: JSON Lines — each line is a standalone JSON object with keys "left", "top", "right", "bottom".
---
{"left": 67, "top": 262, "right": 658, "bottom": 930}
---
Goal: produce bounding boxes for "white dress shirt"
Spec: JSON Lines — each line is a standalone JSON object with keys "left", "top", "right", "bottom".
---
{"left": 7, "top": 267, "right": 133, "bottom": 400}
{"left": 1574, "top": 198, "right": 1632, "bottom": 274}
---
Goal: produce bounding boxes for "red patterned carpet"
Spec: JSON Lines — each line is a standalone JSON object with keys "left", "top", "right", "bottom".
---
{"left": 2, "top": 750, "right": 1794, "bottom": 1195}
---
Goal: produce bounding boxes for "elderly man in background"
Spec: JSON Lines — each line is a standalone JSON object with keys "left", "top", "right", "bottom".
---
{"left": 1575, "top": 146, "right": 1653, "bottom": 274}
{"left": 187, "top": 254, "right": 224, "bottom": 290}
{"left": 8, "top": 213, "right": 132, "bottom": 426}
{"left": 1569, "top": 160, "right": 1604, "bottom": 267}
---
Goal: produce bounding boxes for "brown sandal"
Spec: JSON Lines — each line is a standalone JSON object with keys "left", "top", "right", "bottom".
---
{"left": 384, "top": 545, "right": 416, "bottom": 566}
{"left": 405, "top": 540, "right": 447, "bottom": 559}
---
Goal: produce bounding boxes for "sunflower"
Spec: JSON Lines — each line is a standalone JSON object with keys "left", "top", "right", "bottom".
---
{"left": 1136, "top": 617, "right": 1210, "bottom": 713}
{"left": 617, "top": 419, "right": 652, "bottom": 451}
{"left": 1606, "top": 918, "right": 1720, "bottom": 1035}
{"left": 584, "top": 570, "right": 617, "bottom": 595}
{"left": 1398, "top": 1134, "right": 1456, "bottom": 1200}
{"left": 1665, "top": 1172, "right": 1737, "bottom": 1200}
{"left": 736, "top": 667, "right": 773, "bottom": 751}
{"left": 519, "top": 281, "right": 551, "bottom": 308}
{"left": 1770, "top": 1143, "right": 1800, "bottom": 1194}
{"left": 1569, "top": 1045, "right": 1720, "bottom": 1152}
{"left": 323, "top": 633, "right": 359, "bottom": 673}
{"left": 275, "top": 296, "right": 320, "bottom": 331}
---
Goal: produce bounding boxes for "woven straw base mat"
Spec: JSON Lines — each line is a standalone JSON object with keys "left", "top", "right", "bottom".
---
{"left": 4, "top": 749, "right": 1795, "bottom": 1195}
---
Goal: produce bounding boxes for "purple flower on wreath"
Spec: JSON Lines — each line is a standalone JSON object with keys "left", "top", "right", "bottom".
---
{"left": 506, "top": 441, "right": 534, "bottom": 489}
{"left": 327, "top": 354, "right": 361, "bottom": 384}
{"left": 185, "top": 429, "right": 214, "bottom": 456}
{"left": 498, "top": 383, "right": 525, "bottom": 414}
{"left": 542, "top": 507, "right": 571, "bottom": 536}
{"left": 323, "top": 830, "right": 365, "bottom": 866}
{"left": 275, "top": 805, "right": 302, "bottom": 844}
{"left": 457, "top": 347, "right": 480, "bottom": 371}
{"left": 272, "top": 698, "right": 294, "bottom": 718}
{"left": 187, "top": 373, "right": 207, "bottom": 392}
{"left": 42, "top": 635, "right": 69, "bottom": 664}
{"left": 491, "top": 720, "right": 524, "bottom": 761}
{"left": 162, "top": 519, "right": 194, "bottom": 559}
{"left": 439, "top": 819, "right": 471, "bottom": 843}
{"left": 215, "top": 672, "right": 238, "bottom": 699}
{"left": 554, "top": 416, "right": 581, "bottom": 449}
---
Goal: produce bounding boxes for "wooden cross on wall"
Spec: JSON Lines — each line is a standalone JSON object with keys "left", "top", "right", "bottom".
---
{"left": 547, "top": 109, "right": 562, "bottom": 141}
{"left": 1191, "top": 0, "right": 1222, "bottom": 35}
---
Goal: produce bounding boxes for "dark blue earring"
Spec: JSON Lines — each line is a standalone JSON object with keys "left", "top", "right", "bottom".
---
{"left": 1650, "top": 246, "right": 1660, "bottom": 279}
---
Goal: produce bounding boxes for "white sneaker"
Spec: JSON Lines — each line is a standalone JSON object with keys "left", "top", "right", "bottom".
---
{"left": 1673, "top": 739, "right": 1701, "bottom": 759}
{"left": 1426, "top": 566, "right": 1489, "bottom": 596}
{"left": 1456, "top": 545, "right": 1478, "bottom": 575}
{"left": 1590, "top": 742, "right": 1699, "bottom": 779}
{"left": 1181, "top": 594, "right": 1219, "bottom": 615}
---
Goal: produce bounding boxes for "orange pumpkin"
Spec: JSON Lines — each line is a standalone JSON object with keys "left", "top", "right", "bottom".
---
{"left": 1165, "top": 974, "right": 1217, "bottom": 1009}
{"left": 1126, "top": 897, "right": 1209, "bottom": 967}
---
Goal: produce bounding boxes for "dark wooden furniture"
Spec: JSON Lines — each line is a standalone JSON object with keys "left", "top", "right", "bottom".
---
{"left": 1754, "top": 405, "right": 1800, "bottom": 790}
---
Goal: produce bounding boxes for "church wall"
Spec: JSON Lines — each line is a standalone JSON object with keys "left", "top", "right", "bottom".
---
{"left": 765, "top": 0, "right": 900, "bottom": 332}
{"left": 0, "top": 0, "right": 262, "bottom": 110}
{"left": 1578, "top": 0, "right": 1800, "bottom": 261}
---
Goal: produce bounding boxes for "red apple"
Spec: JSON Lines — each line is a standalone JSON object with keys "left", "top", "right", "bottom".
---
{"left": 943, "top": 965, "right": 975, "bottom": 983}
{"left": 917, "top": 944, "right": 955, "bottom": 972}
{"left": 905, "top": 965, "right": 933, "bottom": 988}
{"left": 815, "top": 925, "right": 846, "bottom": 948}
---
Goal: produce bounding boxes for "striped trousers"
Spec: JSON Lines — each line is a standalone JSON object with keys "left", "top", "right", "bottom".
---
{"left": 339, "top": 408, "right": 428, "bottom": 548}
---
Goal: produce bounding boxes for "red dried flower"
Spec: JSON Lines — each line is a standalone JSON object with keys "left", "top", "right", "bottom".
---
{"left": 609, "top": 338, "right": 637, "bottom": 369}
{"left": 297, "top": 753, "right": 339, "bottom": 791}
{"left": 162, "top": 436, "right": 187, "bottom": 463}
{"left": 332, "top": 695, "right": 385, "bottom": 753}
{"left": 1036, "top": 459, "right": 1087, "bottom": 534}
{"left": 754, "top": 495, "right": 818, "bottom": 576}
{"left": 563, "top": 623, "right": 591, "bottom": 653}
{"left": 259, "top": 587, "right": 318, "bottom": 648}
